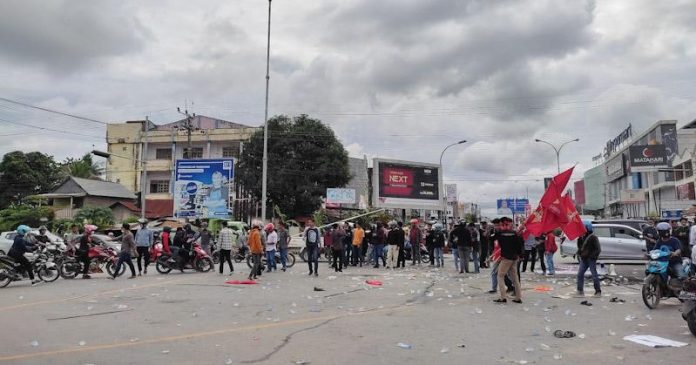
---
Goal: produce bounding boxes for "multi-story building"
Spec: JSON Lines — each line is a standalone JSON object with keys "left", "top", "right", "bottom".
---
{"left": 105, "top": 116, "right": 258, "bottom": 218}
{"left": 601, "top": 119, "right": 696, "bottom": 218}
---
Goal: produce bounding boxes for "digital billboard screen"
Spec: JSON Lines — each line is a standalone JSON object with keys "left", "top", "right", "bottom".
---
{"left": 373, "top": 159, "right": 442, "bottom": 209}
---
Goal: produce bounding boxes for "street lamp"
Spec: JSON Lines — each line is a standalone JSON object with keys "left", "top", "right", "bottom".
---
{"left": 439, "top": 140, "right": 466, "bottom": 224}
{"left": 92, "top": 149, "right": 147, "bottom": 219}
{"left": 534, "top": 138, "right": 579, "bottom": 174}
{"left": 261, "top": 0, "right": 273, "bottom": 222}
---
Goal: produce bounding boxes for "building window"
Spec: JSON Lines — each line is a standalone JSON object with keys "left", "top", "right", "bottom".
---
{"left": 150, "top": 180, "right": 170, "bottom": 193}
{"left": 156, "top": 148, "right": 172, "bottom": 160}
{"left": 685, "top": 161, "right": 693, "bottom": 178}
{"left": 222, "top": 146, "right": 238, "bottom": 158}
{"left": 183, "top": 147, "right": 203, "bottom": 159}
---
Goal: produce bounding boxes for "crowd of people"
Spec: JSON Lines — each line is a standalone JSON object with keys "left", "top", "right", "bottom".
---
{"left": 5, "top": 215, "right": 695, "bottom": 305}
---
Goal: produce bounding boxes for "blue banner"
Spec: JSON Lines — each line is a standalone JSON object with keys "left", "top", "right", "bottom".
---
{"left": 174, "top": 159, "right": 234, "bottom": 219}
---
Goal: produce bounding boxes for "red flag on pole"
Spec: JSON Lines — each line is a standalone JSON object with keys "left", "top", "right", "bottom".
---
{"left": 540, "top": 167, "right": 574, "bottom": 207}
{"left": 560, "top": 194, "right": 586, "bottom": 240}
{"left": 524, "top": 167, "right": 576, "bottom": 237}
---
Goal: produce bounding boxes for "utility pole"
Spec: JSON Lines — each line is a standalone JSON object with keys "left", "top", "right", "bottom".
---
{"left": 261, "top": 0, "right": 273, "bottom": 222}
{"left": 177, "top": 107, "right": 195, "bottom": 155}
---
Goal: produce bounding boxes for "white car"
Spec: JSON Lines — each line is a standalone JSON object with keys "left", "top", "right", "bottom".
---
{"left": 0, "top": 229, "right": 66, "bottom": 255}
{"left": 559, "top": 223, "right": 646, "bottom": 260}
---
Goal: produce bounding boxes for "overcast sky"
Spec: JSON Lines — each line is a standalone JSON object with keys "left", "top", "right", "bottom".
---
{"left": 1, "top": 0, "right": 696, "bottom": 217}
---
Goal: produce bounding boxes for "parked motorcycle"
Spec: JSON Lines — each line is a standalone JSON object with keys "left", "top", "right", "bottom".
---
{"left": 403, "top": 243, "right": 430, "bottom": 263}
{"left": 0, "top": 251, "right": 59, "bottom": 287}
{"left": 155, "top": 243, "right": 214, "bottom": 274}
{"left": 211, "top": 243, "right": 248, "bottom": 265}
{"left": 59, "top": 243, "right": 125, "bottom": 279}
{"left": 642, "top": 246, "right": 693, "bottom": 309}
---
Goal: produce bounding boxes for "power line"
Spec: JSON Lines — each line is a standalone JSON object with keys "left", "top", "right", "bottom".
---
{"left": 0, "top": 117, "right": 104, "bottom": 139}
{"left": 0, "top": 97, "right": 108, "bottom": 125}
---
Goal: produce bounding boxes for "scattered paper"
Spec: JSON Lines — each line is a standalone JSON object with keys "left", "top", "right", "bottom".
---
{"left": 623, "top": 335, "right": 689, "bottom": 348}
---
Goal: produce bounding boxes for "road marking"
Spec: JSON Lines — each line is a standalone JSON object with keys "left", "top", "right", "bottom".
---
{"left": 0, "top": 277, "right": 185, "bottom": 312}
{"left": 0, "top": 306, "right": 404, "bottom": 362}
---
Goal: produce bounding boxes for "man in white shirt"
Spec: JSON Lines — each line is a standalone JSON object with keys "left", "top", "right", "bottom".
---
{"left": 218, "top": 221, "right": 236, "bottom": 275}
{"left": 265, "top": 223, "right": 278, "bottom": 272}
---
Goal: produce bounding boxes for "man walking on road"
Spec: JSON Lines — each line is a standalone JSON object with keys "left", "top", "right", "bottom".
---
{"left": 134, "top": 219, "right": 153, "bottom": 276}
{"left": 494, "top": 217, "right": 523, "bottom": 304}
{"left": 575, "top": 222, "right": 602, "bottom": 297}
{"left": 218, "top": 221, "right": 235, "bottom": 275}
{"left": 304, "top": 219, "right": 320, "bottom": 276}
{"left": 247, "top": 223, "right": 263, "bottom": 281}
{"left": 109, "top": 223, "right": 137, "bottom": 280}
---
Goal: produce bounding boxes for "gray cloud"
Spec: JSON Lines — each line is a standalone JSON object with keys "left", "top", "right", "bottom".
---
{"left": 0, "top": 0, "right": 149, "bottom": 73}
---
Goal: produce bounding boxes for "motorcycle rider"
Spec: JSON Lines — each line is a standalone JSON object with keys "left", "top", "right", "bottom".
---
{"left": 35, "top": 226, "right": 51, "bottom": 245}
{"left": 655, "top": 222, "right": 685, "bottom": 279}
{"left": 160, "top": 226, "right": 172, "bottom": 255}
{"left": 65, "top": 224, "right": 81, "bottom": 254}
{"left": 78, "top": 225, "right": 97, "bottom": 279}
{"left": 8, "top": 225, "right": 40, "bottom": 285}
{"left": 642, "top": 219, "right": 659, "bottom": 252}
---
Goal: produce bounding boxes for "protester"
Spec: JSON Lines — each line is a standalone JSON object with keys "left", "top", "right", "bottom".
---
{"left": 277, "top": 222, "right": 290, "bottom": 271}
{"left": 373, "top": 222, "right": 386, "bottom": 268}
{"left": 386, "top": 221, "right": 400, "bottom": 269}
{"left": 396, "top": 221, "right": 406, "bottom": 268}
{"left": 431, "top": 223, "right": 446, "bottom": 267}
{"left": 575, "top": 222, "right": 601, "bottom": 297}
{"left": 642, "top": 219, "right": 659, "bottom": 251}
{"left": 479, "top": 221, "right": 492, "bottom": 269}
{"left": 304, "top": 219, "right": 320, "bottom": 276}
{"left": 247, "top": 222, "right": 263, "bottom": 280}
{"left": 487, "top": 234, "right": 515, "bottom": 294}
{"left": 134, "top": 219, "right": 153, "bottom": 275}
{"left": 342, "top": 223, "right": 353, "bottom": 267}
{"left": 451, "top": 221, "right": 473, "bottom": 273}
{"left": 218, "top": 221, "right": 235, "bottom": 275}
{"left": 544, "top": 230, "right": 558, "bottom": 276}
{"left": 468, "top": 223, "right": 481, "bottom": 273}
{"left": 160, "top": 226, "right": 172, "bottom": 254}
{"left": 323, "top": 226, "right": 334, "bottom": 268}
{"left": 35, "top": 226, "right": 50, "bottom": 245}
{"left": 8, "top": 225, "right": 39, "bottom": 285}
{"left": 449, "top": 224, "right": 460, "bottom": 271}
{"left": 535, "top": 234, "right": 547, "bottom": 274}
{"left": 78, "top": 225, "right": 97, "bottom": 279}
{"left": 352, "top": 223, "right": 365, "bottom": 267}
{"left": 109, "top": 223, "right": 137, "bottom": 280}
{"left": 199, "top": 222, "right": 213, "bottom": 256}
{"left": 673, "top": 217, "right": 691, "bottom": 258}
{"left": 331, "top": 223, "right": 346, "bottom": 272}
{"left": 521, "top": 227, "right": 538, "bottom": 273}
{"left": 263, "top": 223, "right": 278, "bottom": 272}
{"left": 425, "top": 224, "right": 435, "bottom": 266}
{"left": 64, "top": 224, "right": 81, "bottom": 254}
{"left": 493, "top": 217, "right": 523, "bottom": 304}
{"left": 409, "top": 219, "right": 422, "bottom": 265}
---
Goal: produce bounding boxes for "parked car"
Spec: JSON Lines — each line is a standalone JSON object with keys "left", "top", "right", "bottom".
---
{"left": 560, "top": 223, "right": 646, "bottom": 260}
{"left": 0, "top": 229, "right": 66, "bottom": 256}
{"left": 592, "top": 219, "right": 649, "bottom": 231}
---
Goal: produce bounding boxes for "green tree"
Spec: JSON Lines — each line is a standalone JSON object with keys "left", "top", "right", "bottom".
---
{"left": 0, "top": 151, "right": 63, "bottom": 208}
{"left": 73, "top": 206, "right": 114, "bottom": 229}
{"left": 0, "top": 206, "right": 55, "bottom": 232}
{"left": 61, "top": 153, "right": 103, "bottom": 179}
{"left": 237, "top": 115, "right": 351, "bottom": 219}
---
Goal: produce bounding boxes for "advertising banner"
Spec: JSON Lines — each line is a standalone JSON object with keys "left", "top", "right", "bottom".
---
{"left": 373, "top": 158, "right": 441, "bottom": 209}
{"left": 574, "top": 180, "right": 586, "bottom": 206}
{"left": 661, "top": 209, "right": 683, "bottom": 219}
{"left": 606, "top": 154, "right": 626, "bottom": 182}
{"left": 445, "top": 184, "right": 457, "bottom": 203}
{"left": 629, "top": 145, "right": 668, "bottom": 172}
{"left": 174, "top": 159, "right": 234, "bottom": 219}
{"left": 326, "top": 188, "right": 356, "bottom": 204}
{"left": 496, "top": 198, "right": 529, "bottom": 215}
{"left": 620, "top": 189, "right": 645, "bottom": 203}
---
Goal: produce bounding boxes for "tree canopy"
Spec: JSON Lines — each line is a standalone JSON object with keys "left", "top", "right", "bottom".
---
{"left": 237, "top": 115, "right": 351, "bottom": 219}
{"left": 61, "top": 153, "right": 104, "bottom": 179}
{"left": 0, "top": 151, "right": 63, "bottom": 208}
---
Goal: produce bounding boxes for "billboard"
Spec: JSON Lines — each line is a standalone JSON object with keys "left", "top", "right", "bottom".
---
{"left": 372, "top": 158, "right": 441, "bottom": 209}
{"left": 606, "top": 154, "right": 626, "bottom": 182}
{"left": 620, "top": 189, "right": 645, "bottom": 203}
{"left": 629, "top": 145, "right": 668, "bottom": 172}
{"left": 326, "top": 188, "right": 356, "bottom": 204}
{"left": 445, "top": 184, "right": 457, "bottom": 203}
{"left": 574, "top": 180, "right": 586, "bottom": 206}
{"left": 496, "top": 198, "right": 529, "bottom": 215}
{"left": 174, "top": 159, "right": 234, "bottom": 219}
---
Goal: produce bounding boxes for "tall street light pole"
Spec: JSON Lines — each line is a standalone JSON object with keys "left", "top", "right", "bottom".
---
{"left": 261, "top": 0, "right": 272, "bottom": 221}
{"left": 439, "top": 140, "right": 466, "bottom": 224}
{"left": 534, "top": 138, "right": 579, "bottom": 174}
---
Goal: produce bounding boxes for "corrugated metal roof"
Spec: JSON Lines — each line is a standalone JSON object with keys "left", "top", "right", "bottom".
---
{"left": 70, "top": 177, "right": 137, "bottom": 199}
{"left": 155, "top": 115, "right": 255, "bottom": 130}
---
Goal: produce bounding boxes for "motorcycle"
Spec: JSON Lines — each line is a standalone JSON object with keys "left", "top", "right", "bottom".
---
{"left": 0, "top": 250, "right": 59, "bottom": 287}
{"left": 403, "top": 242, "right": 430, "bottom": 263}
{"left": 680, "top": 277, "right": 696, "bottom": 337}
{"left": 211, "top": 243, "right": 248, "bottom": 265}
{"left": 59, "top": 243, "right": 125, "bottom": 279}
{"left": 155, "top": 243, "right": 214, "bottom": 274}
{"left": 642, "top": 246, "right": 693, "bottom": 309}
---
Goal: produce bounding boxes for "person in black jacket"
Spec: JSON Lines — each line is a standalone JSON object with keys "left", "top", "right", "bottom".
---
{"left": 450, "top": 221, "right": 473, "bottom": 273}
{"left": 8, "top": 225, "right": 39, "bottom": 285}
{"left": 575, "top": 222, "right": 602, "bottom": 297}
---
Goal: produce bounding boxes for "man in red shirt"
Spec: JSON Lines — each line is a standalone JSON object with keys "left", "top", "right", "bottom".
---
{"left": 544, "top": 230, "right": 558, "bottom": 275}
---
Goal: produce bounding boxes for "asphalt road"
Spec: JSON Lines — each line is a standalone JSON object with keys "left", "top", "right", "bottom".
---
{"left": 0, "top": 255, "right": 692, "bottom": 365}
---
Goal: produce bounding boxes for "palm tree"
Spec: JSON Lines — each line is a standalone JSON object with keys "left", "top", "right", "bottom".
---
{"left": 61, "top": 154, "right": 104, "bottom": 179}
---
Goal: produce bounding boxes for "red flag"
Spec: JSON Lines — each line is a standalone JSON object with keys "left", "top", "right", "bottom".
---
{"left": 560, "top": 194, "right": 586, "bottom": 240}
{"left": 524, "top": 205, "right": 545, "bottom": 238}
{"left": 540, "top": 167, "right": 574, "bottom": 207}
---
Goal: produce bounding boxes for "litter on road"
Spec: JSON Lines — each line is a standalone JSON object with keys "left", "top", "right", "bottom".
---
{"left": 623, "top": 335, "right": 689, "bottom": 348}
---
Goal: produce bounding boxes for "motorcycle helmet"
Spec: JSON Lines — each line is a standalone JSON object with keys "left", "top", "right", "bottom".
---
{"left": 264, "top": 223, "right": 275, "bottom": 232}
{"left": 388, "top": 220, "right": 397, "bottom": 229}
{"left": 38, "top": 225, "right": 48, "bottom": 232}
{"left": 16, "top": 224, "right": 31, "bottom": 235}
{"left": 582, "top": 220, "right": 593, "bottom": 233}
{"left": 83, "top": 224, "right": 97, "bottom": 234}
{"left": 656, "top": 222, "right": 671, "bottom": 239}
{"left": 433, "top": 223, "right": 443, "bottom": 232}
